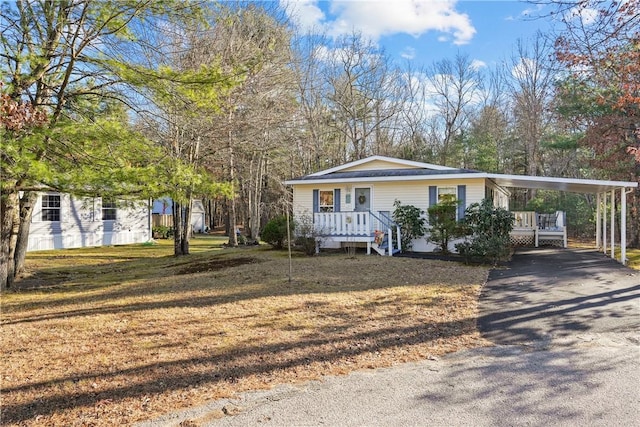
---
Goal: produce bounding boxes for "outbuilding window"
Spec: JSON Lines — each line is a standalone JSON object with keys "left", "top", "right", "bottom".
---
{"left": 102, "top": 198, "right": 117, "bottom": 221}
{"left": 41, "top": 194, "right": 61, "bottom": 222}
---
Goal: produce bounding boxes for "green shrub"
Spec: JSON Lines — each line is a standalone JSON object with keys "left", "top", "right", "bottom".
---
{"left": 392, "top": 200, "right": 426, "bottom": 252}
{"left": 152, "top": 225, "right": 173, "bottom": 239}
{"left": 261, "top": 215, "right": 293, "bottom": 249}
{"left": 456, "top": 198, "right": 514, "bottom": 264}
{"left": 427, "top": 198, "right": 464, "bottom": 254}
{"left": 294, "top": 214, "right": 322, "bottom": 256}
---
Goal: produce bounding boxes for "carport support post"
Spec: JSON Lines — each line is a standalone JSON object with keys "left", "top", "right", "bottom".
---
{"left": 610, "top": 190, "right": 616, "bottom": 259}
{"left": 603, "top": 193, "right": 607, "bottom": 255}
{"left": 621, "top": 187, "right": 627, "bottom": 265}
{"left": 596, "top": 193, "right": 601, "bottom": 249}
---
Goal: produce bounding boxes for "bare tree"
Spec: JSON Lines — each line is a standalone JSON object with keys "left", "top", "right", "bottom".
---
{"left": 325, "top": 32, "right": 403, "bottom": 160}
{"left": 504, "top": 34, "right": 557, "bottom": 183}
{"left": 201, "top": 3, "right": 297, "bottom": 242}
{"left": 427, "top": 53, "right": 483, "bottom": 166}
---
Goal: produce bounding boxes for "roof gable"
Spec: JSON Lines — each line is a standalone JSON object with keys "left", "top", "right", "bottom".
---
{"left": 308, "top": 155, "right": 456, "bottom": 177}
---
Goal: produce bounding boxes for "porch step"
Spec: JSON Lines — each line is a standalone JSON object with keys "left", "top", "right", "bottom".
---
{"left": 372, "top": 237, "right": 401, "bottom": 256}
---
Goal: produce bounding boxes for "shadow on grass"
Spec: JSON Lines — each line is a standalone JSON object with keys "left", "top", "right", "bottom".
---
{"left": 4, "top": 247, "right": 469, "bottom": 326}
{"left": 2, "top": 243, "right": 484, "bottom": 424}
{"left": 1, "top": 317, "right": 474, "bottom": 424}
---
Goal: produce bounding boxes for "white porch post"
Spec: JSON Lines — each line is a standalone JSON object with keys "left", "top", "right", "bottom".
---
{"left": 596, "top": 193, "right": 601, "bottom": 249}
{"left": 603, "top": 193, "right": 607, "bottom": 255}
{"left": 610, "top": 190, "right": 615, "bottom": 259}
{"left": 621, "top": 187, "right": 627, "bottom": 265}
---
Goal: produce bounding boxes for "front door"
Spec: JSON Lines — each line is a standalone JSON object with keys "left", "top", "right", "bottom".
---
{"left": 354, "top": 188, "right": 370, "bottom": 212}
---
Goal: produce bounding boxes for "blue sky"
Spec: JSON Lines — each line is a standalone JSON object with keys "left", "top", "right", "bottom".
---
{"left": 282, "top": 0, "right": 559, "bottom": 69}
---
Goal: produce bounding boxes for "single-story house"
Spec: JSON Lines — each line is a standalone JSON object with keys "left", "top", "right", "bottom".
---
{"left": 27, "top": 192, "right": 151, "bottom": 252}
{"left": 285, "top": 156, "right": 638, "bottom": 264}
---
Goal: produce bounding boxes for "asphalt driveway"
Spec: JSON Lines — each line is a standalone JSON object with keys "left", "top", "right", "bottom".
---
{"left": 140, "top": 248, "right": 640, "bottom": 427}
{"left": 479, "top": 248, "right": 640, "bottom": 346}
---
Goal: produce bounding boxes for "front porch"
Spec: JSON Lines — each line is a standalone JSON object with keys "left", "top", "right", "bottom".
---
{"left": 313, "top": 211, "right": 402, "bottom": 256}
{"left": 314, "top": 210, "right": 569, "bottom": 256}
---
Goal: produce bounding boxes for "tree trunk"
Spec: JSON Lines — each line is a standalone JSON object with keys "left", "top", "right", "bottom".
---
{"left": 181, "top": 197, "right": 192, "bottom": 255}
{"left": 173, "top": 200, "right": 186, "bottom": 255}
{"left": 14, "top": 191, "right": 38, "bottom": 278}
{"left": 228, "top": 145, "right": 238, "bottom": 247}
{"left": 223, "top": 199, "right": 231, "bottom": 238}
{"left": 247, "top": 152, "right": 265, "bottom": 241}
{"left": 0, "top": 189, "right": 19, "bottom": 290}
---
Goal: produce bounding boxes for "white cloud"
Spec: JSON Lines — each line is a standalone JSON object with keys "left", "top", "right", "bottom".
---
{"left": 282, "top": 0, "right": 476, "bottom": 45}
{"left": 511, "top": 57, "right": 537, "bottom": 81}
{"left": 565, "top": 5, "right": 599, "bottom": 25}
{"left": 281, "top": 0, "right": 327, "bottom": 31}
{"left": 505, "top": 3, "right": 548, "bottom": 22}
{"left": 471, "top": 59, "right": 486, "bottom": 70}
{"left": 401, "top": 46, "right": 416, "bottom": 60}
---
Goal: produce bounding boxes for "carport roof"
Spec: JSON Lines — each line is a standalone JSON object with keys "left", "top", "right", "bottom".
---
{"left": 286, "top": 170, "right": 637, "bottom": 193}
{"left": 284, "top": 155, "right": 637, "bottom": 193}
{"left": 486, "top": 173, "right": 637, "bottom": 194}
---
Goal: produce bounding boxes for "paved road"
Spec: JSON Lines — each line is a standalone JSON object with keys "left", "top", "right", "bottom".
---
{"left": 140, "top": 249, "right": 640, "bottom": 427}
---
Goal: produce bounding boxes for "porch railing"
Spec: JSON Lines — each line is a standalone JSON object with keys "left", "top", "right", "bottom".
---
{"left": 314, "top": 211, "right": 372, "bottom": 236}
{"left": 371, "top": 211, "right": 402, "bottom": 255}
{"left": 513, "top": 211, "right": 536, "bottom": 228}
{"left": 313, "top": 211, "right": 402, "bottom": 255}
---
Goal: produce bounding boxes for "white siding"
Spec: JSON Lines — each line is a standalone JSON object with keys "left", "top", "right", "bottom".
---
{"left": 357, "top": 178, "right": 486, "bottom": 213}
{"left": 28, "top": 193, "right": 151, "bottom": 252}
{"left": 486, "top": 181, "right": 510, "bottom": 209}
{"left": 292, "top": 185, "right": 315, "bottom": 219}
{"left": 292, "top": 178, "right": 486, "bottom": 216}
{"left": 290, "top": 178, "right": 489, "bottom": 253}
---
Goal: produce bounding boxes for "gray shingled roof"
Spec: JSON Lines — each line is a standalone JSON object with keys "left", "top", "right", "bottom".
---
{"left": 295, "top": 168, "right": 480, "bottom": 181}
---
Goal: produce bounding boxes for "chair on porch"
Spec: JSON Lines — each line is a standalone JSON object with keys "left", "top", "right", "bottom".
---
{"left": 535, "top": 211, "right": 567, "bottom": 248}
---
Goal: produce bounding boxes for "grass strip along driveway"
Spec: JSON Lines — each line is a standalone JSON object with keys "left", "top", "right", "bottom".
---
{"left": 1, "top": 237, "right": 489, "bottom": 426}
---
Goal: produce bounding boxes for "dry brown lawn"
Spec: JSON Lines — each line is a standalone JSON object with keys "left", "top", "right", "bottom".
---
{"left": 1, "top": 237, "right": 491, "bottom": 426}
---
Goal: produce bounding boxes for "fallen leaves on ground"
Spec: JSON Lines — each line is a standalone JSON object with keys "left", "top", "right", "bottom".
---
{"left": 2, "top": 240, "right": 491, "bottom": 426}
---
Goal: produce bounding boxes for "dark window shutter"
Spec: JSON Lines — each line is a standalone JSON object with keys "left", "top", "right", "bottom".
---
{"left": 334, "top": 189, "right": 341, "bottom": 212}
{"left": 429, "top": 186, "right": 437, "bottom": 207}
{"left": 313, "top": 189, "right": 319, "bottom": 213}
{"left": 457, "top": 185, "right": 466, "bottom": 219}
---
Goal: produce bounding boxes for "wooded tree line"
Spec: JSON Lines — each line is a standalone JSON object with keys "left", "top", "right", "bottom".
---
{"left": 1, "top": 0, "right": 638, "bottom": 289}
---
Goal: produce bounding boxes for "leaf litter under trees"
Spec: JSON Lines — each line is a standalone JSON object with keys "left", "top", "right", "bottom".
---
{"left": 1, "top": 240, "right": 489, "bottom": 426}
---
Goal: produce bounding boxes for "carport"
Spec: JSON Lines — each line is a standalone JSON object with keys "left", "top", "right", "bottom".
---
{"left": 484, "top": 173, "right": 638, "bottom": 265}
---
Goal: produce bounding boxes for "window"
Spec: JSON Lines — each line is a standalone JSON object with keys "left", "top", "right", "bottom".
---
{"left": 102, "top": 198, "right": 117, "bottom": 221}
{"left": 42, "top": 195, "right": 61, "bottom": 221}
{"left": 319, "top": 190, "right": 334, "bottom": 212}
{"left": 438, "top": 187, "right": 457, "bottom": 203}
